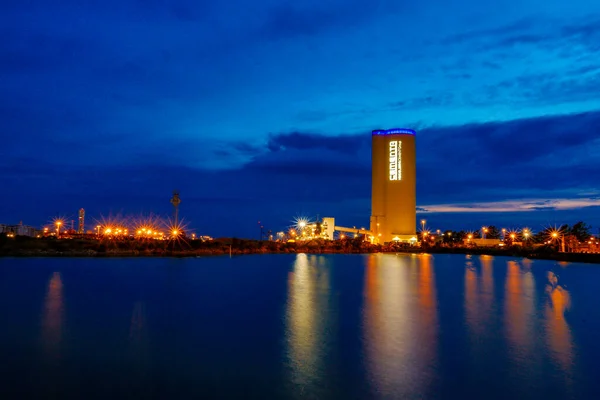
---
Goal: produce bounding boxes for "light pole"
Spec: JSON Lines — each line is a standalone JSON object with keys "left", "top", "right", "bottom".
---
{"left": 55, "top": 221, "right": 62, "bottom": 238}
{"left": 482, "top": 227, "right": 488, "bottom": 239}
{"left": 502, "top": 228, "right": 507, "bottom": 241}
{"left": 552, "top": 231, "right": 565, "bottom": 252}
{"left": 170, "top": 190, "right": 181, "bottom": 225}
{"left": 421, "top": 219, "right": 426, "bottom": 232}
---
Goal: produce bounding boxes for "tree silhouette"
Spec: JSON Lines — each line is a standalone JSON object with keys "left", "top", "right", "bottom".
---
{"left": 570, "top": 221, "right": 592, "bottom": 242}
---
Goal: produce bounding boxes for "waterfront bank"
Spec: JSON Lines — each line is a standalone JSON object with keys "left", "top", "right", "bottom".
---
{"left": 2, "top": 236, "right": 600, "bottom": 264}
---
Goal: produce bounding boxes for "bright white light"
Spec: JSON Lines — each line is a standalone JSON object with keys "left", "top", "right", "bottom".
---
{"left": 293, "top": 217, "right": 311, "bottom": 232}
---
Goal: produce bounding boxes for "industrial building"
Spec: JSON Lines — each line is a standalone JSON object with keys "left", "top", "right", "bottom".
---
{"left": 0, "top": 223, "right": 38, "bottom": 237}
{"left": 317, "top": 128, "right": 417, "bottom": 244}
{"left": 370, "top": 128, "right": 417, "bottom": 243}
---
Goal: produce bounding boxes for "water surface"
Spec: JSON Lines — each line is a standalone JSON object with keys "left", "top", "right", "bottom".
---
{"left": 1, "top": 254, "right": 599, "bottom": 399}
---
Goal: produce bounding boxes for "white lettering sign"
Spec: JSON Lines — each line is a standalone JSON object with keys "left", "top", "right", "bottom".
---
{"left": 389, "top": 140, "right": 402, "bottom": 181}
{"left": 389, "top": 141, "right": 397, "bottom": 180}
{"left": 398, "top": 140, "right": 402, "bottom": 180}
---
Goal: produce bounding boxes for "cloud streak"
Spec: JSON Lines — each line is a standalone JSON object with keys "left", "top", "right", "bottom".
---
{"left": 420, "top": 198, "right": 600, "bottom": 213}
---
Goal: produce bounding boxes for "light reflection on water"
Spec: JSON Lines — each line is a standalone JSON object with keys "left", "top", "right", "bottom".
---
{"left": 504, "top": 260, "right": 537, "bottom": 373}
{"left": 39, "top": 271, "right": 65, "bottom": 396}
{"left": 545, "top": 271, "right": 573, "bottom": 376}
{"left": 362, "top": 254, "right": 438, "bottom": 399}
{"left": 41, "top": 272, "right": 64, "bottom": 364}
{"left": 285, "top": 253, "right": 578, "bottom": 398}
{"left": 0, "top": 255, "right": 590, "bottom": 398}
{"left": 285, "top": 254, "right": 333, "bottom": 398}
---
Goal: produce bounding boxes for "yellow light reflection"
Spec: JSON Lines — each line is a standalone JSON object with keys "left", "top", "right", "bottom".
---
{"left": 480, "top": 255, "right": 495, "bottom": 315}
{"left": 544, "top": 272, "right": 573, "bottom": 376}
{"left": 464, "top": 262, "right": 480, "bottom": 335}
{"left": 285, "top": 254, "right": 332, "bottom": 394}
{"left": 363, "top": 254, "right": 438, "bottom": 398}
{"left": 465, "top": 256, "right": 496, "bottom": 339}
{"left": 504, "top": 261, "right": 537, "bottom": 376}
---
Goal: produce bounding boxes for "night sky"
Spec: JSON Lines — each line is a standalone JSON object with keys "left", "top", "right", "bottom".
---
{"left": 2, "top": 0, "right": 600, "bottom": 238}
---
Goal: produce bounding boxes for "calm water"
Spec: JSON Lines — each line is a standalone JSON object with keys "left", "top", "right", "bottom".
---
{"left": 1, "top": 254, "right": 599, "bottom": 399}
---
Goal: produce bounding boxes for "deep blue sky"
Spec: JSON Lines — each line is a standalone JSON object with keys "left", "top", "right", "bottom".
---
{"left": 2, "top": 0, "right": 600, "bottom": 237}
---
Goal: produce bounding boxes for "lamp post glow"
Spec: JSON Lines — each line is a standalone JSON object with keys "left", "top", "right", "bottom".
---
{"left": 550, "top": 230, "right": 565, "bottom": 252}
{"left": 55, "top": 221, "right": 62, "bottom": 237}
{"left": 421, "top": 219, "right": 426, "bottom": 232}
{"left": 482, "top": 227, "right": 488, "bottom": 239}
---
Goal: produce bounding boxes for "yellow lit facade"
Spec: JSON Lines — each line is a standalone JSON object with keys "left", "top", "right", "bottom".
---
{"left": 370, "top": 129, "right": 417, "bottom": 243}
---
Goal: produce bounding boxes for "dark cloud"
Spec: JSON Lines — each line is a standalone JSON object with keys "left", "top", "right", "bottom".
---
{"left": 561, "top": 17, "right": 600, "bottom": 51}
{"left": 266, "top": 132, "right": 366, "bottom": 154}
{"left": 390, "top": 93, "right": 456, "bottom": 110}
{"left": 479, "top": 71, "right": 600, "bottom": 107}
{"left": 444, "top": 14, "right": 600, "bottom": 55}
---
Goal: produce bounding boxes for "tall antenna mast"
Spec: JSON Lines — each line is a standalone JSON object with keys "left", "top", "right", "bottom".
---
{"left": 170, "top": 190, "right": 181, "bottom": 225}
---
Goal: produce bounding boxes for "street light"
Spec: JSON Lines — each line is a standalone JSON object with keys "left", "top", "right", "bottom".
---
{"left": 55, "top": 221, "right": 62, "bottom": 237}
{"left": 482, "top": 226, "right": 488, "bottom": 239}
{"left": 421, "top": 219, "right": 426, "bottom": 232}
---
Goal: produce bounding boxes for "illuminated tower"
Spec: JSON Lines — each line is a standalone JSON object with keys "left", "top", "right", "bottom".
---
{"left": 170, "top": 190, "right": 181, "bottom": 224}
{"left": 370, "top": 128, "right": 417, "bottom": 243}
{"left": 78, "top": 208, "right": 85, "bottom": 234}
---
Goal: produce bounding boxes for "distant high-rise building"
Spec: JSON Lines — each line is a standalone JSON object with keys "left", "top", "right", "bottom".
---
{"left": 370, "top": 128, "right": 417, "bottom": 243}
{"left": 78, "top": 208, "right": 85, "bottom": 234}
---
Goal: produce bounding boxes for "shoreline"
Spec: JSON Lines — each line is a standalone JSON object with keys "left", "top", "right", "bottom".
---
{"left": 2, "top": 245, "right": 600, "bottom": 264}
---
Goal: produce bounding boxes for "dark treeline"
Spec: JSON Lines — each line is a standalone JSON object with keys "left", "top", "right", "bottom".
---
{"left": 1, "top": 229, "right": 600, "bottom": 264}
